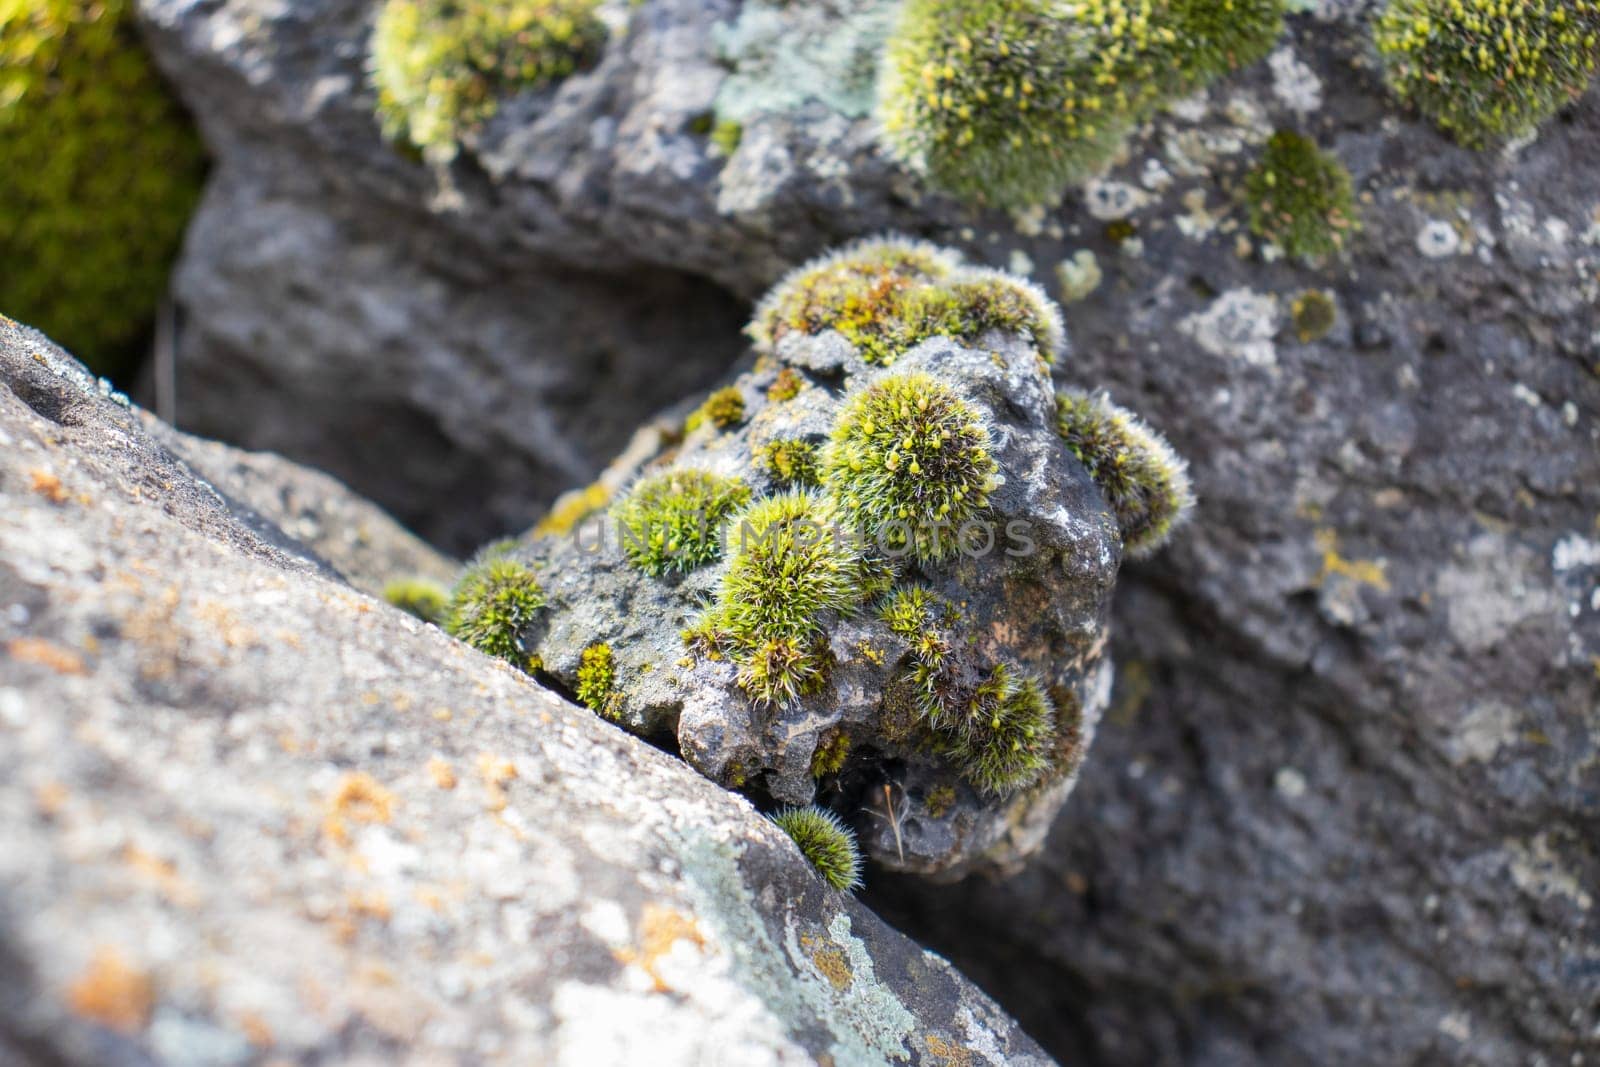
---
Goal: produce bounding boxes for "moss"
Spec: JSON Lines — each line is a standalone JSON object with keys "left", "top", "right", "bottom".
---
{"left": 1055, "top": 389, "right": 1194, "bottom": 558}
{"left": 694, "top": 490, "right": 871, "bottom": 705}
{"left": 1244, "top": 130, "right": 1359, "bottom": 258}
{"left": 756, "top": 438, "right": 823, "bottom": 488}
{"left": 1375, "top": 0, "right": 1600, "bottom": 146}
{"left": 383, "top": 578, "right": 450, "bottom": 624}
{"left": 824, "top": 372, "right": 999, "bottom": 563}
{"left": 576, "top": 642, "right": 623, "bottom": 719}
{"left": 534, "top": 479, "right": 613, "bottom": 537}
{"left": 938, "top": 664, "right": 1056, "bottom": 796}
{"left": 0, "top": 0, "right": 206, "bottom": 379}
{"left": 923, "top": 783, "right": 957, "bottom": 818}
{"left": 876, "top": 0, "right": 1284, "bottom": 209}
{"left": 686, "top": 386, "right": 748, "bottom": 432}
{"left": 769, "top": 805, "right": 865, "bottom": 891}
{"left": 445, "top": 556, "right": 547, "bottom": 669}
{"left": 613, "top": 469, "right": 752, "bottom": 577}
{"left": 710, "top": 117, "right": 744, "bottom": 156}
{"left": 1291, "top": 289, "right": 1337, "bottom": 343}
{"left": 369, "top": 0, "right": 607, "bottom": 160}
{"left": 810, "top": 727, "right": 852, "bottom": 778}
{"left": 766, "top": 366, "right": 806, "bottom": 403}
{"left": 750, "top": 236, "right": 1064, "bottom": 365}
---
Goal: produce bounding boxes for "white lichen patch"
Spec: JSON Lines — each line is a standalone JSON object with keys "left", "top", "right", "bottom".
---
{"left": 1553, "top": 533, "right": 1600, "bottom": 573}
{"left": 1504, "top": 832, "right": 1594, "bottom": 911}
{"left": 711, "top": 0, "right": 898, "bottom": 124}
{"left": 1054, "top": 251, "right": 1103, "bottom": 304}
{"left": 1417, "top": 219, "right": 1463, "bottom": 259}
{"left": 1082, "top": 179, "right": 1152, "bottom": 221}
{"left": 1268, "top": 48, "right": 1323, "bottom": 114}
{"left": 1175, "top": 188, "right": 1226, "bottom": 241}
{"left": 551, "top": 979, "right": 810, "bottom": 1067}
{"left": 1180, "top": 289, "right": 1281, "bottom": 367}
{"left": 1445, "top": 702, "right": 1519, "bottom": 766}
{"left": 1435, "top": 535, "right": 1561, "bottom": 652}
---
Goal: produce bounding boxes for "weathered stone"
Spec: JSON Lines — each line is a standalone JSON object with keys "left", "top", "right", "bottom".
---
{"left": 0, "top": 320, "right": 1052, "bottom": 1066}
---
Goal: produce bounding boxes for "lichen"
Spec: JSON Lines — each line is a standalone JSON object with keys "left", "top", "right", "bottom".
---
{"left": 0, "top": 0, "right": 206, "bottom": 378}
{"left": 1244, "top": 130, "right": 1359, "bottom": 258}
{"left": 1375, "top": 0, "right": 1600, "bottom": 146}
{"left": 769, "top": 806, "right": 865, "bottom": 891}
{"left": 1291, "top": 289, "right": 1337, "bottom": 343}
{"left": 876, "top": 0, "right": 1285, "bottom": 209}
{"left": 613, "top": 469, "right": 752, "bottom": 577}
{"left": 1055, "top": 389, "right": 1194, "bottom": 558}
{"left": 369, "top": 0, "right": 607, "bottom": 161}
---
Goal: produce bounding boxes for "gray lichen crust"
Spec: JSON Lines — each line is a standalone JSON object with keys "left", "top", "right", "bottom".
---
{"left": 501, "top": 239, "right": 1189, "bottom": 878}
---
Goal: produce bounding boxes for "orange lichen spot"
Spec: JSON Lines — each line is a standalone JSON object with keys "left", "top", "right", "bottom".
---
{"left": 614, "top": 904, "right": 707, "bottom": 993}
{"left": 123, "top": 846, "right": 199, "bottom": 907}
{"left": 237, "top": 1011, "right": 274, "bottom": 1047}
{"left": 30, "top": 469, "right": 68, "bottom": 503}
{"left": 477, "top": 754, "right": 518, "bottom": 812}
{"left": 33, "top": 780, "right": 69, "bottom": 816}
{"left": 5, "top": 636, "right": 86, "bottom": 675}
{"left": 433, "top": 707, "right": 454, "bottom": 722}
{"left": 66, "top": 948, "right": 154, "bottom": 1033}
{"left": 803, "top": 938, "right": 853, "bottom": 991}
{"left": 427, "top": 757, "right": 457, "bottom": 790}
{"left": 325, "top": 772, "right": 395, "bottom": 846}
{"left": 1314, "top": 529, "right": 1391, "bottom": 592}
{"left": 924, "top": 1034, "right": 976, "bottom": 1066}
{"left": 346, "top": 889, "right": 393, "bottom": 923}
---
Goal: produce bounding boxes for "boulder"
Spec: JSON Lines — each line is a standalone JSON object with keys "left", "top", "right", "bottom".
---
{"left": 0, "top": 318, "right": 1051, "bottom": 1065}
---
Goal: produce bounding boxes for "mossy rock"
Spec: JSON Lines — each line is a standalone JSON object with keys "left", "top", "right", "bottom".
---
{"left": 0, "top": 0, "right": 206, "bottom": 379}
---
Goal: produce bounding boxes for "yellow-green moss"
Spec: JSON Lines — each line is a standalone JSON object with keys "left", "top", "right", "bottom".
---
{"left": 756, "top": 438, "right": 823, "bottom": 488}
{"left": 809, "top": 727, "right": 852, "bottom": 778}
{"left": 576, "top": 642, "right": 622, "bottom": 719}
{"left": 1055, "top": 389, "right": 1194, "bottom": 558}
{"left": 1291, "top": 289, "right": 1337, "bottom": 343}
{"left": 876, "top": 0, "right": 1285, "bottom": 209}
{"left": 751, "top": 236, "right": 1064, "bottom": 366}
{"left": 369, "top": 0, "right": 607, "bottom": 160}
{"left": 710, "top": 116, "right": 744, "bottom": 156}
{"left": 383, "top": 578, "right": 450, "bottom": 624}
{"left": 1244, "top": 130, "right": 1359, "bottom": 258}
{"left": 445, "top": 555, "right": 546, "bottom": 669}
{"left": 613, "top": 469, "right": 752, "bottom": 577}
{"left": 686, "top": 386, "right": 748, "bottom": 432}
{"left": 1375, "top": 0, "right": 1600, "bottom": 146}
{"left": 766, "top": 366, "right": 806, "bottom": 402}
{"left": 769, "top": 805, "right": 864, "bottom": 891}
{"left": 534, "top": 479, "right": 613, "bottom": 536}
{"left": 0, "top": 0, "right": 206, "bottom": 378}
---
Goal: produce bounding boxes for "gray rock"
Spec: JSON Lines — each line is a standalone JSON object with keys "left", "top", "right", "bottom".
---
{"left": 0, "top": 319, "right": 1052, "bottom": 1066}
{"left": 133, "top": 2, "right": 1600, "bottom": 1063}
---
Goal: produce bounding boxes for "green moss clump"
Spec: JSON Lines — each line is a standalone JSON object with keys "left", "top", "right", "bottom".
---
{"left": 0, "top": 0, "right": 206, "bottom": 378}
{"left": 750, "top": 236, "right": 1064, "bottom": 365}
{"left": 824, "top": 372, "right": 999, "bottom": 563}
{"left": 383, "top": 578, "right": 450, "bottom": 624}
{"left": 1375, "top": 0, "right": 1600, "bottom": 146}
{"left": 1055, "top": 389, "right": 1194, "bottom": 558}
{"left": 766, "top": 366, "right": 806, "bottom": 403}
{"left": 576, "top": 642, "right": 622, "bottom": 719}
{"left": 445, "top": 556, "right": 547, "bottom": 668}
{"left": 1291, "top": 289, "right": 1337, "bottom": 343}
{"left": 938, "top": 664, "right": 1056, "bottom": 796}
{"left": 769, "top": 805, "right": 864, "bottom": 891}
{"left": 756, "top": 438, "right": 823, "bottom": 488}
{"left": 876, "top": 0, "right": 1285, "bottom": 209}
{"left": 692, "top": 490, "right": 870, "bottom": 705}
{"left": 369, "top": 0, "right": 607, "bottom": 160}
{"left": 1244, "top": 131, "right": 1359, "bottom": 258}
{"left": 710, "top": 116, "right": 744, "bottom": 156}
{"left": 685, "top": 386, "right": 748, "bottom": 432}
{"left": 809, "top": 726, "right": 852, "bottom": 778}
{"left": 613, "top": 469, "right": 751, "bottom": 577}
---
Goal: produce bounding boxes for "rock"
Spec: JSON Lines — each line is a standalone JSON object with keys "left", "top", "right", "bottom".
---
{"left": 132, "top": 1, "right": 1600, "bottom": 1062}
{"left": 510, "top": 240, "right": 1164, "bottom": 879}
{"left": 0, "top": 319, "right": 1052, "bottom": 1066}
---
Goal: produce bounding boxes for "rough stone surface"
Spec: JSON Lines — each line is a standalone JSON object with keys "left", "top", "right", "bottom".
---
{"left": 0, "top": 320, "right": 1053, "bottom": 1066}
{"left": 133, "top": 2, "right": 1600, "bottom": 1063}
{"left": 520, "top": 323, "right": 1118, "bottom": 879}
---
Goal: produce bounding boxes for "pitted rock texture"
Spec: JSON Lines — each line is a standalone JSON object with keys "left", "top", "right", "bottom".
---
{"left": 134, "top": 1, "right": 1600, "bottom": 1063}
{"left": 0, "top": 319, "right": 1053, "bottom": 1066}
{"left": 520, "top": 322, "right": 1119, "bottom": 879}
